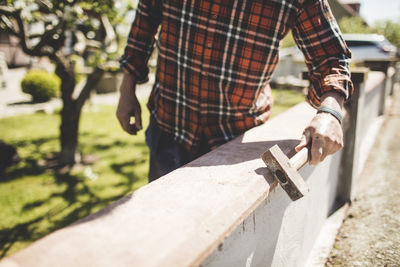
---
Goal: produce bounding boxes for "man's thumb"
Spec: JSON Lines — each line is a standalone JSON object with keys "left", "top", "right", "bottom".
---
{"left": 295, "top": 132, "right": 310, "bottom": 152}
{"left": 134, "top": 112, "right": 142, "bottom": 130}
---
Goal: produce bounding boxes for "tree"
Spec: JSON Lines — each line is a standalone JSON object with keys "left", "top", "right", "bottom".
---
{"left": 373, "top": 20, "right": 400, "bottom": 47}
{"left": 0, "top": 0, "right": 131, "bottom": 166}
{"left": 338, "top": 16, "right": 372, "bottom": 34}
{"left": 338, "top": 16, "right": 400, "bottom": 48}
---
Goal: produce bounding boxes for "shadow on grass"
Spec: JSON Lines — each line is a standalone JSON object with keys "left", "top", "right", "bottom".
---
{"left": 0, "top": 136, "right": 146, "bottom": 258}
{"left": 1, "top": 136, "right": 58, "bottom": 183}
{"left": 1, "top": 133, "right": 143, "bottom": 183}
{"left": 12, "top": 137, "right": 57, "bottom": 148}
{"left": 90, "top": 139, "right": 147, "bottom": 151}
{"left": 0, "top": 169, "right": 142, "bottom": 258}
{"left": 1, "top": 159, "right": 45, "bottom": 183}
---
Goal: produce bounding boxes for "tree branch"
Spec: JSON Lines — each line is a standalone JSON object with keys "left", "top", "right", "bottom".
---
{"left": 0, "top": 5, "right": 18, "bottom": 36}
{"left": 36, "top": 0, "right": 53, "bottom": 14}
{"left": 31, "top": 20, "right": 65, "bottom": 55}
{"left": 0, "top": 16, "right": 19, "bottom": 36}
{"left": 0, "top": 6, "right": 15, "bottom": 15}
{"left": 0, "top": 8, "right": 36, "bottom": 57}
{"left": 0, "top": 6, "right": 65, "bottom": 63}
{"left": 75, "top": 67, "right": 104, "bottom": 112}
{"left": 12, "top": 9, "right": 33, "bottom": 54}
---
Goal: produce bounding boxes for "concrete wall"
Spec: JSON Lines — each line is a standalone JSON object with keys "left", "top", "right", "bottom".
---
{"left": 203, "top": 153, "right": 342, "bottom": 267}
{"left": 202, "top": 70, "right": 388, "bottom": 267}
{"left": 0, "top": 66, "right": 395, "bottom": 267}
{"left": 359, "top": 72, "right": 385, "bottom": 141}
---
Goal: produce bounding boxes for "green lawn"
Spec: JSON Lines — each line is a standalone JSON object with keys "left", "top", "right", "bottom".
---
{"left": 270, "top": 88, "right": 306, "bottom": 118}
{"left": 0, "top": 88, "right": 304, "bottom": 258}
{"left": 0, "top": 104, "right": 150, "bottom": 257}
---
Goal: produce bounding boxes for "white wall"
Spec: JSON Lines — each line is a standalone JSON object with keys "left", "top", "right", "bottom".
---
{"left": 203, "top": 151, "right": 342, "bottom": 267}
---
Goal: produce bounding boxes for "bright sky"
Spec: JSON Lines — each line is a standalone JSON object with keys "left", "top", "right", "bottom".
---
{"left": 358, "top": 0, "right": 400, "bottom": 25}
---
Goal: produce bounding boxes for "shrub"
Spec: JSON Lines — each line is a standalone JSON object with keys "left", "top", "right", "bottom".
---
{"left": 21, "top": 70, "right": 60, "bottom": 103}
{"left": 339, "top": 16, "right": 372, "bottom": 34}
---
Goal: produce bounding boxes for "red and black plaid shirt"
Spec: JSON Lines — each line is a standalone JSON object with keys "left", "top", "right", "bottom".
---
{"left": 121, "top": 0, "right": 353, "bottom": 152}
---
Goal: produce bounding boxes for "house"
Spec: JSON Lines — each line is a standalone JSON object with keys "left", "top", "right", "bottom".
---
{"left": 0, "top": 31, "right": 32, "bottom": 67}
{"left": 329, "top": 0, "right": 361, "bottom": 20}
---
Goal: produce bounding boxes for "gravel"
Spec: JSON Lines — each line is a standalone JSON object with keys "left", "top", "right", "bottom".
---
{"left": 326, "top": 88, "right": 400, "bottom": 267}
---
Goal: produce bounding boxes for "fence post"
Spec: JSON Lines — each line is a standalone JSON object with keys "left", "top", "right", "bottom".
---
{"left": 392, "top": 62, "right": 400, "bottom": 95}
{"left": 364, "top": 60, "right": 394, "bottom": 115}
{"left": 335, "top": 68, "right": 369, "bottom": 204}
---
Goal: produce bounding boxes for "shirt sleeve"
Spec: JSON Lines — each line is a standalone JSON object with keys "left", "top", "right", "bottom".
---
{"left": 291, "top": 0, "right": 354, "bottom": 108}
{"left": 120, "top": 0, "right": 162, "bottom": 84}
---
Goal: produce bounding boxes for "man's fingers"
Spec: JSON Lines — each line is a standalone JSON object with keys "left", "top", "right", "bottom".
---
{"left": 120, "top": 117, "right": 137, "bottom": 135}
{"left": 127, "top": 123, "right": 139, "bottom": 135}
{"left": 321, "top": 139, "right": 343, "bottom": 161}
{"left": 116, "top": 74, "right": 141, "bottom": 135}
{"left": 310, "top": 135, "right": 324, "bottom": 165}
{"left": 134, "top": 110, "right": 142, "bottom": 131}
{"left": 116, "top": 92, "right": 142, "bottom": 136}
{"left": 295, "top": 131, "right": 311, "bottom": 152}
{"left": 320, "top": 141, "right": 334, "bottom": 162}
{"left": 117, "top": 112, "right": 138, "bottom": 135}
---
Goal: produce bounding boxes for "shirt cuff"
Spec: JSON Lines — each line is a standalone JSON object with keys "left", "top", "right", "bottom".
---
{"left": 120, "top": 55, "right": 150, "bottom": 84}
{"left": 307, "top": 73, "right": 353, "bottom": 108}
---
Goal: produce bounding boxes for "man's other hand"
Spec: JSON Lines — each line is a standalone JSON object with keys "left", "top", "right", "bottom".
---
{"left": 116, "top": 73, "right": 142, "bottom": 135}
{"left": 295, "top": 92, "right": 345, "bottom": 165}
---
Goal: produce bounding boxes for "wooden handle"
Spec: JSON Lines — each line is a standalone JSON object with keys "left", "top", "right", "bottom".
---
{"left": 289, "top": 147, "right": 310, "bottom": 170}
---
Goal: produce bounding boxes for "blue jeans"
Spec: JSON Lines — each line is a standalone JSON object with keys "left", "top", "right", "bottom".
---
{"left": 145, "top": 115, "right": 210, "bottom": 182}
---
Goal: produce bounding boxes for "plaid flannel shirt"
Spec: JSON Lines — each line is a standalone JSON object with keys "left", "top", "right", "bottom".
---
{"left": 121, "top": 0, "right": 353, "bottom": 152}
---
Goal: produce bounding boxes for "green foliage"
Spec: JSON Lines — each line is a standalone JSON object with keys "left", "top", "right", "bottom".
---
{"left": 0, "top": 0, "right": 132, "bottom": 63}
{"left": 21, "top": 70, "right": 61, "bottom": 103}
{"left": 373, "top": 20, "right": 400, "bottom": 47}
{"left": 0, "top": 105, "right": 150, "bottom": 257}
{"left": 0, "top": 0, "right": 137, "bottom": 165}
{"left": 339, "top": 17, "right": 400, "bottom": 47}
{"left": 338, "top": 16, "right": 372, "bottom": 34}
{"left": 271, "top": 88, "right": 305, "bottom": 118}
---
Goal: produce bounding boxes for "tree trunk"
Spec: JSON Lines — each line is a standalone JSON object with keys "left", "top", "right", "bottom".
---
{"left": 56, "top": 63, "right": 80, "bottom": 166}
{"left": 56, "top": 63, "right": 104, "bottom": 166}
{"left": 59, "top": 100, "right": 81, "bottom": 166}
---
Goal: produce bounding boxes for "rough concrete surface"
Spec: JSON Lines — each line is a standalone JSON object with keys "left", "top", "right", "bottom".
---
{"left": 326, "top": 87, "right": 400, "bottom": 267}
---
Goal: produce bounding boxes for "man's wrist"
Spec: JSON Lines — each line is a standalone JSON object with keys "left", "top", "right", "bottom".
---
{"left": 317, "top": 106, "right": 343, "bottom": 124}
{"left": 320, "top": 91, "right": 344, "bottom": 109}
{"left": 123, "top": 72, "right": 137, "bottom": 82}
{"left": 317, "top": 91, "right": 345, "bottom": 124}
{"left": 320, "top": 92, "right": 344, "bottom": 113}
{"left": 119, "top": 73, "right": 138, "bottom": 96}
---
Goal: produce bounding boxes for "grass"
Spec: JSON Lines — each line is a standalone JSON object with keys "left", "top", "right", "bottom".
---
{"left": 0, "top": 104, "right": 150, "bottom": 258}
{"left": 0, "top": 88, "right": 304, "bottom": 258}
{"left": 270, "top": 88, "right": 306, "bottom": 118}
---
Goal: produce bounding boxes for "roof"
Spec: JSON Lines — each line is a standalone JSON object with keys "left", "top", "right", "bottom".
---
{"left": 342, "top": 33, "right": 387, "bottom": 42}
{"left": 338, "top": 0, "right": 361, "bottom": 4}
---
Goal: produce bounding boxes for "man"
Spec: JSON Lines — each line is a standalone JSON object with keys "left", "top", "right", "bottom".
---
{"left": 117, "top": 0, "right": 353, "bottom": 182}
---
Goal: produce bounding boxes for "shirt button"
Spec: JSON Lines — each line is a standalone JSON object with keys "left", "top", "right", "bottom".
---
{"left": 206, "top": 41, "right": 212, "bottom": 48}
{"left": 202, "top": 70, "right": 208, "bottom": 76}
{"left": 212, "top": 13, "right": 218, "bottom": 19}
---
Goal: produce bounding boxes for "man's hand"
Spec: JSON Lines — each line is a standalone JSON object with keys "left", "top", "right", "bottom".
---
{"left": 116, "top": 73, "right": 142, "bottom": 135}
{"left": 295, "top": 92, "right": 345, "bottom": 165}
